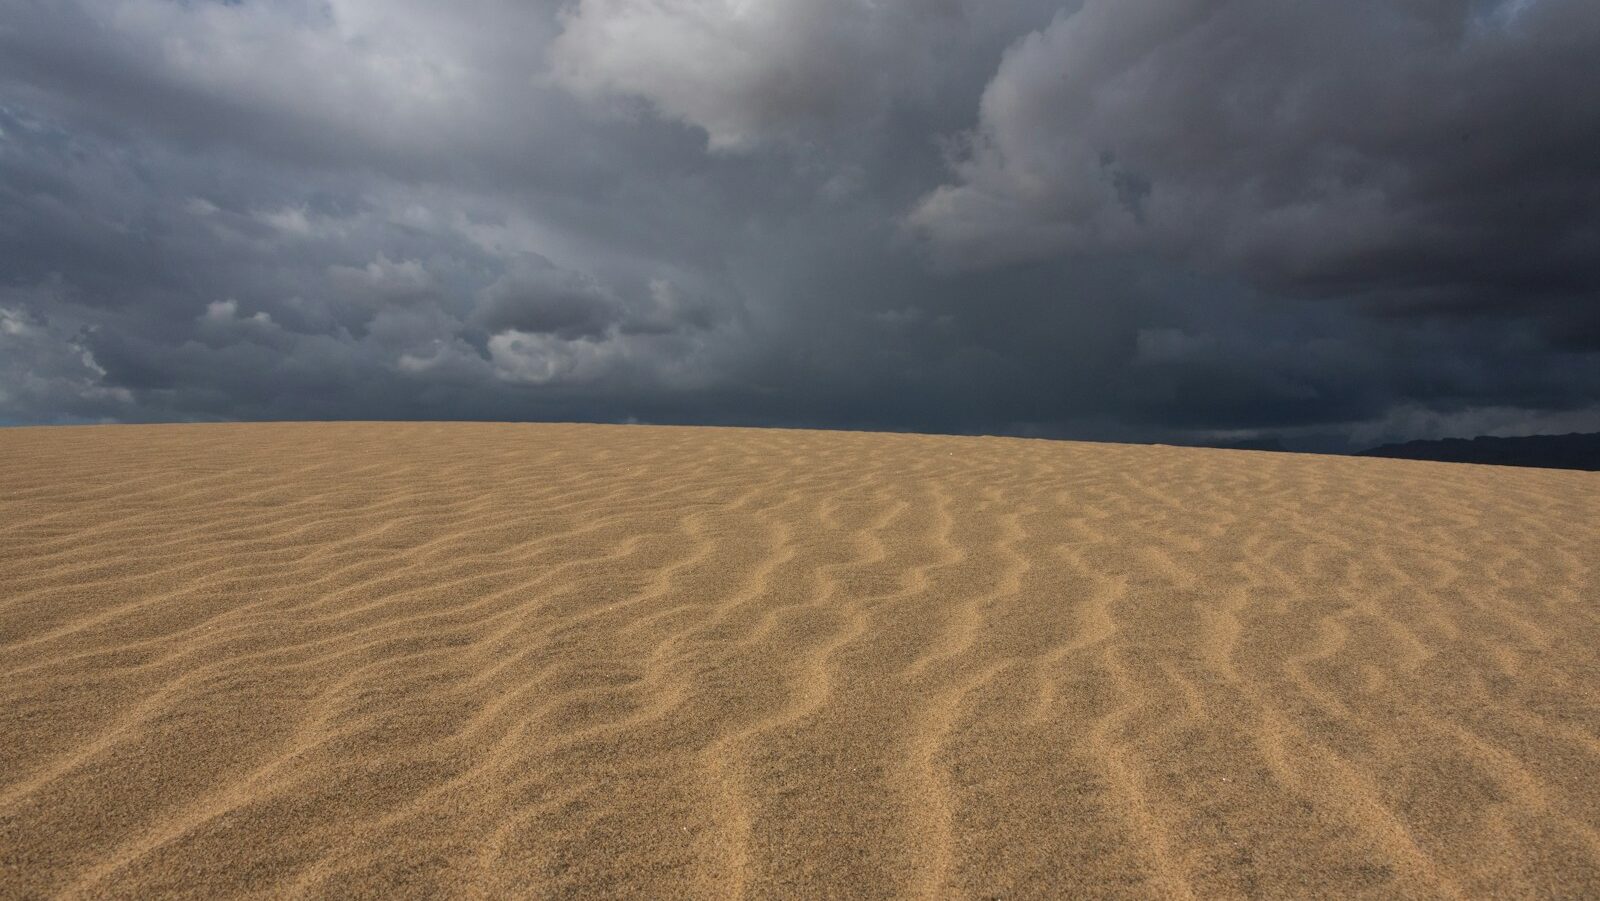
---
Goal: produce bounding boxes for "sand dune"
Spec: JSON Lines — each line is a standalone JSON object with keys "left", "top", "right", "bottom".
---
{"left": 2, "top": 422, "right": 1598, "bottom": 899}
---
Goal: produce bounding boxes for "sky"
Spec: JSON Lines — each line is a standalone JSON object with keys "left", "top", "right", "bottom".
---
{"left": 2, "top": 0, "right": 1598, "bottom": 450}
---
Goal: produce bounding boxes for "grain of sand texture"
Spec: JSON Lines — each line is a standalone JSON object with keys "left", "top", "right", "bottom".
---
{"left": 2, "top": 423, "right": 1599, "bottom": 899}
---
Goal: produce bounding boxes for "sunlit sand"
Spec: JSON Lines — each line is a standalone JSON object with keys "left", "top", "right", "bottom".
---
{"left": 3, "top": 422, "right": 1597, "bottom": 897}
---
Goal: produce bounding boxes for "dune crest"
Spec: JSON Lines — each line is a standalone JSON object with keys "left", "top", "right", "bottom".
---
{"left": 2, "top": 422, "right": 1598, "bottom": 898}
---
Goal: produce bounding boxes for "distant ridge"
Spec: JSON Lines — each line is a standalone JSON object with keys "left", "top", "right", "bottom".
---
{"left": 1359, "top": 431, "right": 1600, "bottom": 472}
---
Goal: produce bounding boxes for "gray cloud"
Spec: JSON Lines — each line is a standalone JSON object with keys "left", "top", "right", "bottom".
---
{"left": 909, "top": 1, "right": 1600, "bottom": 314}
{"left": 474, "top": 264, "right": 621, "bottom": 340}
{"left": 2, "top": 0, "right": 1597, "bottom": 448}
{"left": 0, "top": 294, "right": 132, "bottom": 423}
{"left": 551, "top": 0, "right": 1061, "bottom": 151}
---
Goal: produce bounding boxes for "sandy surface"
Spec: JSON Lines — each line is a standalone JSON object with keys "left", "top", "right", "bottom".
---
{"left": 2, "top": 422, "right": 1598, "bottom": 899}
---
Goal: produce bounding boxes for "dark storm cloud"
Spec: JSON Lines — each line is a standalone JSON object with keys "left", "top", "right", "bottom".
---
{"left": 1, "top": 0, "right": 1597, "bottom": 445}
{"left": 475, "top": 266, "right": 621, "bottom": 341}
{"left": 909, "top": 1, "right": 1600, "bottom": 316}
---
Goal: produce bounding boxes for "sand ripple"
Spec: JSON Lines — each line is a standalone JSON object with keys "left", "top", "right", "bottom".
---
{"left": 2, "top": 423, "right": 1598, "bottom": 898}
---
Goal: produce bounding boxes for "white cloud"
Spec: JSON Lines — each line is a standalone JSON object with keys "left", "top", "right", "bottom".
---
{"left": 328, "top": 255, "right": 435, "bottom": 303}
{"left": 551, "top": 0, "right": 1050, "bottom": 149}
{"left": 487, "top": 329, "right": 618, "bottom": 384}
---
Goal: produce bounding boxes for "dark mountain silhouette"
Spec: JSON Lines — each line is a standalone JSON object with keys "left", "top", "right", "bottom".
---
{"left": 1359, "top": 432, "right": 1600, "bottom": 472}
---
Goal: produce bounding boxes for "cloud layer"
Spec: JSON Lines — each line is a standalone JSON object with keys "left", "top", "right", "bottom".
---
{"left": 2, "top": 0, "right": 1597, "bottom": 447}
{"left": 910, "top": 0, "right": 1600, "bottom": 310}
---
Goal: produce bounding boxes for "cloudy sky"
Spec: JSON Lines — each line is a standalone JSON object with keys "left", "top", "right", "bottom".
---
{"left": 2, "top": 0, "right": 1597, "bottom": 449}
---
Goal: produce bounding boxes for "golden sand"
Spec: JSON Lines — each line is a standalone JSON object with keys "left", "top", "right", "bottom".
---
{"left": 2, "top": 422, "right": 1598, "bottom": 898}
